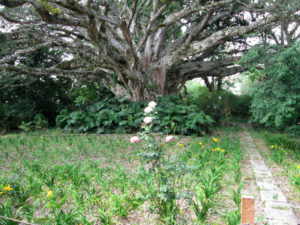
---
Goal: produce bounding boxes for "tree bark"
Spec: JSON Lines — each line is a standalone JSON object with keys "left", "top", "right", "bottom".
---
{"left": 0, "top": 0, "right": 297, "bottom": 101}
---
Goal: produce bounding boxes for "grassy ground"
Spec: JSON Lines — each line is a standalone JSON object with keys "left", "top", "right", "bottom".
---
{"left": 0, "top": 129, "right": 245, "bottom": 225}
{"left": 0, "top": 127, "right": 298, "bottom": 224}
{"left": 250, "top": 130, "right": 300, "bottom": 191}
{"left": 249, "top": 129, "right": 300, "bottom": 218}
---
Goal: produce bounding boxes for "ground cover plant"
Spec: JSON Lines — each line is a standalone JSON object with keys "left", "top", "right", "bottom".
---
{"left": 0, "top": 103, "right": 244, "bottom": 224}
{"left": 251, "top": 130, "right": 300, "bottom": 192}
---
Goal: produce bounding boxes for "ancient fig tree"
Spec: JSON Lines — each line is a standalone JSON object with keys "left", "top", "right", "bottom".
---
{"left": 0, "top": 0, "right": 299, "bottom": 101}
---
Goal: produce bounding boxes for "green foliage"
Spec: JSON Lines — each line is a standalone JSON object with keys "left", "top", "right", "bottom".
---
{"left": 259, "top": 131, "right": 300, "bottom": 190}
{"left": 186, "top": 84, "right": 251, "bottom": 122}
{"left": 0, "top": 48, "right": 71, "bottom": 132}
{"left": 18, "top": 114, "right": 49, "bottom": 132}
{"left": 56, "top": 96, "right": 145, "bottom": 134}
{"left": 223, "top": 209, "right": 241, "bottom": 225}
{"left": 240, "top": 43, "right": 300, "bottom": 133}
{"left": 153, "top": 95, "right": 214, "bottom": 135}
{"left": 0, "top": 201, "right": 19, "bottom": 225}
{"left": 192, "top": 169, "right": 222, "bottom": 222}
{"left": 263, "top": 132, "right": 299, "bottom": 166}
{"left": 56, "top": 94, "right": 213, "bottom": 135}
{"left": 0, "top": 126, "right": 246, "bottom": 224}
{"left": 264, "top": 133, "right": 298, "bottom": 153}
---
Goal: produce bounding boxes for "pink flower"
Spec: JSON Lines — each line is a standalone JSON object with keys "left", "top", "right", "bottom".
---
{"left": 165, "top": 135, "right": 174, "bottom": 142}
{"left": 148, "top": 101, "right": 157, "bottom": 109}
{"left": 143, "top": 116, "right": 153, "bottom": 124}
{"left": 144, "top": 106, "right": 153, "bottom": 114}
{"left": 130, "top": 136, "right": 140, "bottom": 143}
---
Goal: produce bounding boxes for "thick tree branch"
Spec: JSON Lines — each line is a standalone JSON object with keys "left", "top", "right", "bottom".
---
{"left": 174, "top": 57, "right": 242, "bottom": 77}
{"left": 0, "top": 42, "right": 53, "bottom": 64}
{"left": 0, "top": 0, "right": 26, "bottom": 7}
{"left": 162, "top": 15, "right": 279, "bottom": 67}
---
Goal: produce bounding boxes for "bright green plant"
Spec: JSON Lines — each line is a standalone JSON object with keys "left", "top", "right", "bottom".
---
{"left": 56, "top": 95, "right": 213, "bottom": 135}
{"left": 240, "top": 43, "right": 300, "bottom": 133}
{"left": 192, "top": 169, "right": 222, "bottom": 223}
{"left": 186, "top": 84, "right": 252, "bottom": 122}
{"left": 261, "top": 131, "right": 299, "bottom": 190}
{"left": 223, "top": 209, "right": 241, "bottom": 225}
{"left": 0, "top": 124, "right": 247, "bottom": 223}
{"left": 19, "top": 114, "right": 49, "bottom": 132}
{"left": 130, "top": 101, "right": 182, "bottom": 224}
{"left": 0, "top": 201, "right": 19, "bottom": 225}
{"left": 232, "top": 183, "right": 243, "bottom": 208}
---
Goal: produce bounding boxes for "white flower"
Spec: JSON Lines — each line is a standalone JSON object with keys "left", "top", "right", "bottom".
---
{"left": 144, "top": 106, "right": 153, "bottom": 114}
{"left": 165, "top": 135, "right": 174, "bottom": 142}
{"left": 148, "top": 101, "right": 157, "bottom": 109}
{"left": 143, "top": 116, "right": 153, "bottom": 125}
{"left": 130, "top": 136, "right": 140, "bottom": 143}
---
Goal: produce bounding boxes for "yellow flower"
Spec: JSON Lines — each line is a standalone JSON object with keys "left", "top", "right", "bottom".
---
{"left": 221, "top": 149, "right": 225, "bottom": 152}
{"left": 3, "top": 185, "right": 13, "bottom": 191}
{"left": 178, "top": 144, "right": 183, "bottom": 148}
{"left": 0, "top": 192, "right": 4, "bottom": 195}
{"left": 295, "top": 174, "right": 300, "bottom": 177}
{"left": 47, "top": 190, "right": 53, "bottom": 198}
{"left": 199, "top": 141, "right": 203, "bottom": 146}
{"left": 297, "top": 165, "right": 300, "bottom": 169}
{"left": 212, "top": 149, "right": 216, "bottom": 152}
{"left": 212, "top": 137, "right": 218, "bottom": 143}
{"left": 216, "top": 147, "right": 220, "bottom": 151}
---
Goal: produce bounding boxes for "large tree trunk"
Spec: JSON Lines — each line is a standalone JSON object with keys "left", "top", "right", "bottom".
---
{"left": 0, "top": 0, "right": 292, "bottom": 102}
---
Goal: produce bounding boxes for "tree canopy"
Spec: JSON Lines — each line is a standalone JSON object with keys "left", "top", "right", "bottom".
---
{"left": 0, "top": 0, "right": 299, "bottom": 101}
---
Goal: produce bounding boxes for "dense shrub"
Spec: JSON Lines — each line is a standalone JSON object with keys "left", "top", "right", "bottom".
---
{"left": 0, "top": 48, "right": 71, "bottom": 132}
{"left": 186, "top": 85, "right": 251, "bottom": 123}
{"left": 56, "top": 98, "right": 145, "bottom": 133}
{"left": 56, "top": 94, "right": 213, "bottom": 135}
{"left": 19, "top": 114, "right": 49, "bottom": 132}
{"left": 0, "top": 101, "right": 35, "bottom": 131}
{"left": 153, "top": 95, "right": 214, "bottom": 135}
{"left": 0, "top": 76, "right": 72, "bottom": 131}
{"left": 240, "top": 43, "right": 300, "bottom": 134}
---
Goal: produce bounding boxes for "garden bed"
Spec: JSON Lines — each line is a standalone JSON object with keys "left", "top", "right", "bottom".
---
{"left": 0, "top": 130, "right": 244, "bottom": 224}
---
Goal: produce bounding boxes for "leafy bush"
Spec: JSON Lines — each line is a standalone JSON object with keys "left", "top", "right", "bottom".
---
{"left": 186, "top": 84, "right": 251, "bottom": 122}
{"left": 0, "top": 76, "right": 72, "bottom": 131}
{"left": 18, "top": 114, "right": 49, "bottom": 132}
{"left": 0, "top": 48, "right": 72, "bottom": 132}
{"left": 56, "top": 97, "right": 145, "bottom": 133}
{"left": 0, "top": 101, "right": 36, "bottom": 131}
{"left": 240, "top": 43, "right": 300, "bottom": 133}
{"left": 153, "top": 95, "right": 214, "bottom": 135}
{"left": 56, "top": 95, "right": 213, "bottom": 135}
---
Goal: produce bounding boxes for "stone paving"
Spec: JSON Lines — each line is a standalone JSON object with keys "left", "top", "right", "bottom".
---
{"left": 243, "top": 130, "right": 299, "bottom": 225}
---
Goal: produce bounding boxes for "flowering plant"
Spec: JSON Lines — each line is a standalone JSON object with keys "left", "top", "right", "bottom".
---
{"left": 130, "top": 101, "right": 180, "bottom": 222}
